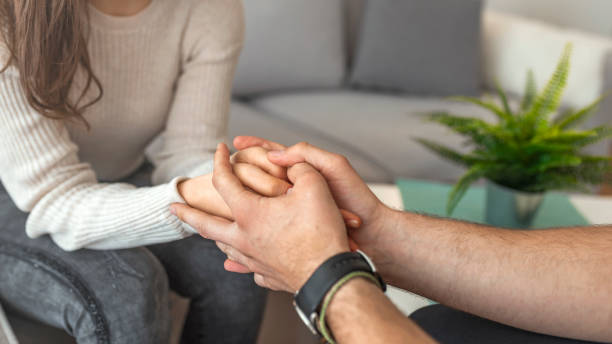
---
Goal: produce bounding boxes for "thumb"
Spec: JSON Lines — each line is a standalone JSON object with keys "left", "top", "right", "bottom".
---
{"left": 268, "top": 142, "right": 352, "bottom": 183}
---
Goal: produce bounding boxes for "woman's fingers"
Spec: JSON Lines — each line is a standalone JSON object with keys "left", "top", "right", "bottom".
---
{"left": 216, "top": 241, "right": 253, "bottom": 270}
{"left": 170, "top": 203, "right": 234, "bottom": 243}
{"left": 253, "top": 273, "right": 290, "bottom": 292}
{"left": 340, "top": 209, "right": 362, "bottom": 229}
{"left": 233, "top": 136, "right": 286, "bottom": 151}
{"left": 233, "top": 163, "right": 292, "bottom": 197}
{"left": 232, "top": 147, "right": 287, "bottom": 180}
{"left": 224, "top": 259, "right": 251, "bottom": 274}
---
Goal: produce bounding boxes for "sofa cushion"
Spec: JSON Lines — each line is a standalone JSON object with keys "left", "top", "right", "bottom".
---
{"left": 482, "top": 10, "right": 612, "bottom": 110}
{"left": 229, "top": 101, "right": 392, "bottom": 181}
{"left": 232, "top": 0, "right": 346, "bottom": 96}
{"left": 350, "top": 0, "right": 483, "bottom": 96}
{"left": 243, "top": 91, "right": 499, "bottom": 183}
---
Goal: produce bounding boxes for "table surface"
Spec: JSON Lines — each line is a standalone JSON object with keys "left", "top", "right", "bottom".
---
{"left": 369, "top": 183, "right": 612, "bottom": 225}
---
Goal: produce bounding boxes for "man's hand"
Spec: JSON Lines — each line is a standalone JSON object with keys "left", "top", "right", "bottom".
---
{"left": 234, "top": 137, "right": 398, "bottom": 270}
{"left": 171, "top": 143, "right": 351, "bottom": 293}
{"left": 178, "top": 146, "right": 291, "bottom": 219}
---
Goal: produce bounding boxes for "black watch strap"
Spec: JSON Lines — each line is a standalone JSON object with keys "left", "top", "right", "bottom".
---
{"left": 294, "top": 251, "right": 385, "bottom": 332}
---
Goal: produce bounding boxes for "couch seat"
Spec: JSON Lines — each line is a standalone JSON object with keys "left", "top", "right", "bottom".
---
{"left": 230, "top": 90, "right": 497, "bottom": 183}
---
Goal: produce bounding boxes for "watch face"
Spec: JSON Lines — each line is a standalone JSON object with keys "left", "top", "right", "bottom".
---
{"left": 293, "top": 300, "right": 318, "bottom": 336}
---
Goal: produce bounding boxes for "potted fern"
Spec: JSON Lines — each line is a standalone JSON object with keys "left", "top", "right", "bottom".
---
{"left": 417, "top": 43, "right": 612, "bottom": 228}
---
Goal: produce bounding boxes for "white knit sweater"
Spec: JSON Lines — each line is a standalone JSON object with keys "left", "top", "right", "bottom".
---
{"left": 0, "top": 0, "right": 244, "bottom": 251}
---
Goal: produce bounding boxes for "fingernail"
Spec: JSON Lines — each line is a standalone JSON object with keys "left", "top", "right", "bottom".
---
{"left": 169, "top": 206, "right": 176, "bottom": 215}
{"left": 268, "top": 150, "right": 284, "bottom": 158}
{"left": 286, "top": 187, "right": 293, "bottom": 195}
{"left": 349, "top": 220, "right": 360, "bottom": 227}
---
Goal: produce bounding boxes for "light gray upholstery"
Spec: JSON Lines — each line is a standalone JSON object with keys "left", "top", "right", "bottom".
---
{"left": 232, "top": 0, "right": 346, "bottom": 96}
{"left": 230, "top": 91, "right": 499, "bottom": 183}
{"left": 229, "top": 101, "right": 392, "bottom": 181}
{"left": 350, "top": 0, "right": 483, "bottom": 96}
{"left": 486, "top": 0, "right": 612, "bottom": 36}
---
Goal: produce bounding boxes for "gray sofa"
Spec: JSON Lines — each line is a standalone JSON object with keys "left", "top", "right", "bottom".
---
{"left": 228, "top": 0, "right": 612, "bottom": 184}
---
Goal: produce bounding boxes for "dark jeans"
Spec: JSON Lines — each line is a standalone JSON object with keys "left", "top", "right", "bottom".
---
{"left": 0, "top": 165, "right": 266, "bottom": 344}
{"left": 411, "top": 305, "right": 599, "bottom": 344}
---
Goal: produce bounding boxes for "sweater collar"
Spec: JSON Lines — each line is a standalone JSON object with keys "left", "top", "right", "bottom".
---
{"left": 87, "top": 0, "right": 162, "bottom": 32}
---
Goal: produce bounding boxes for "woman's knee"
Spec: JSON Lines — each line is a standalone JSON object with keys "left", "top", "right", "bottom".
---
{"left": 89, "top": 248, "right": 171, "bottom": 343}
{"left": 0, "top": 244, "right": 171, "bottom": 344}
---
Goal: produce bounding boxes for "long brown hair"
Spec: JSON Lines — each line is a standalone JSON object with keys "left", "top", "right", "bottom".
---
{"left": 0, "top": 0, "right": 102, "bottom": 125}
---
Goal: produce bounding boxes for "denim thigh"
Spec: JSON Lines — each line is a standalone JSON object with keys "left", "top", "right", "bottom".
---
{"left": 0, "top": 188, "right": 171, "bottom": 344}
{"left": 149, "top": 237, "right": 267, "bottom": 344}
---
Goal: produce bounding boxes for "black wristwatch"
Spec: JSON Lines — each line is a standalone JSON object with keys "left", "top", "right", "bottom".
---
{"left": 293, "top": 250, "right": 386, "bottom": 336}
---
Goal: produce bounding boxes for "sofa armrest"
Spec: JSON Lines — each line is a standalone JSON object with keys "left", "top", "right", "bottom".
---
{"left": 482, "top": 10, "right": 612, "bottom": 110}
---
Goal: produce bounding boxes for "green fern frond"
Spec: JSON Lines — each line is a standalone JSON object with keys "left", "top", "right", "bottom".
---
{"left": 447, "top": 166, "right": 485, "bottom": 215}
{"left": 449, "top": 96, "right": 510, "bottom": 122}
{"left": 580, "top": 155, "right": 612, "bottom": 163}
{"left": 415, "top": 138, "right": 472, "bottom": 166}
{"left": 574, "top": 126, "right": 612, "bottom": 147}
{"left": 554, "top": 95, "right": 606, "bottom": 129}
{"left": 529, "top": 43, "right": 572, "bottom": 118}
{"left": 522, "top": 142, "right": 574, "bottom": 155}
{"left": 527, "top": 154, "right": 582, "bottom": 173}
{"left": 536, "top": 130, "right": 598, "bottom": 145}
{"left": 495, "top": 81, "right": 513, "bottom": 117}
{"left": 520, "top": 69, "right": 537, "bottom": 112}
{"left": 428, "top": 113, "right": 495, "bottom": 136}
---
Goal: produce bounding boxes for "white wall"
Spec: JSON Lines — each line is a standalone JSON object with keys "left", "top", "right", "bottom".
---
{"left": 487, "top": 0, "right": 612, "bottom": 36}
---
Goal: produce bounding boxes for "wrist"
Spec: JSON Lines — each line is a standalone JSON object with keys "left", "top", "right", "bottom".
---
{"left": 293, "top": 250, "right": 385, "bottom": 340}
{"left": 369, "top": 207, "right": 410, "bottom": 283}
{"left": 291, "top": 245, "right": 349, "bottom": 292}
{"left": 325, "top": 277, "right": 381, "bottom": 325}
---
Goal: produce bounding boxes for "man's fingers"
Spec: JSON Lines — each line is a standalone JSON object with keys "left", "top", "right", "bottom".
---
{"left": 224, "top": 259, "right": 251, "bottom": 274}
{"left": 233, "top": 163, "right": 292, "bottom": 197}
{"left": 170, "top": 203, "right": 234, "bottom": 243}
{"left": 212, "top": 143, "right": 257, "bottom": 211}
{"left": 233, "top": 146, "right": 288, "bottom": 179}
{"left": 267, "top": 142, "right": 345, "bottom": 175}
{"left": 233, "top": 136, "right": 286, "bottom": 151}
{"left": 286, "top": 162, "right": 326, "bottom": 187}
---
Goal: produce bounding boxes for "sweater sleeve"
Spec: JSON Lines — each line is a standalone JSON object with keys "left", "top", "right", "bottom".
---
{"left": 0, "top": 66, "right": 190, "bottom": 251}
{"left": 146, "top": 0, "right": 245, "bottom": 184}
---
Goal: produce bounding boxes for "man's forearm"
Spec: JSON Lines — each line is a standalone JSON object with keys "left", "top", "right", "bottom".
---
{"left": 376, "top": 209, "right": 612, "bottom": 342}
{"left": 326, "top": 278, "right": 435, "bottom": 344}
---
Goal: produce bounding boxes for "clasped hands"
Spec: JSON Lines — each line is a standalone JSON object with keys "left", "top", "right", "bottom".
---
{"left": 172, "top": 136, "right": 395, "bottom": 293}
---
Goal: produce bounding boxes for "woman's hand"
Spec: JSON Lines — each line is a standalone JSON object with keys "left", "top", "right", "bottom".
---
{"left": 178, "top": 146, "right": 292, "bottom": 220}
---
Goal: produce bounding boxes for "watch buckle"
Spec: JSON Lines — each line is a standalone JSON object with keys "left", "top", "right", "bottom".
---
{"left": 293, "top": 300, "right": 319, "bottom": 336}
